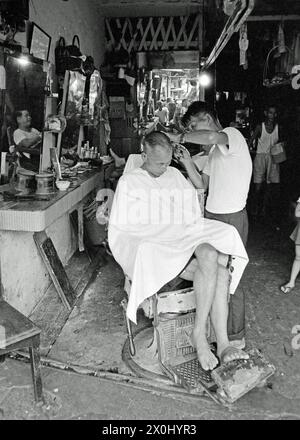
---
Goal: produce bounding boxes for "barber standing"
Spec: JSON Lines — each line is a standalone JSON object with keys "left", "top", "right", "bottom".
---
{"left": 167, "top": 101, "right": 252, "bottom": 349}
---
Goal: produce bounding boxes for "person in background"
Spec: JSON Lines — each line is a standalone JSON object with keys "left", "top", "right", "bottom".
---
{"left": 13, "top": 109, "right": 42, "bottom": 172}
{"left": 167, "top": 97, "right": 176, "bottom": 121}
{"left": 155, "top": 100, "right": 169, "bottom": 125}
{"left": 280, "top": 197, "right": 300, "bottom": 294}
{"left": 166, "top": 101, "right": 252, "bottom": 350}
{"left": 172, "top": 98, "right": 190, "bottom": 127}
{"left": 249, "top": 105, "right": 283, "bottom": 225}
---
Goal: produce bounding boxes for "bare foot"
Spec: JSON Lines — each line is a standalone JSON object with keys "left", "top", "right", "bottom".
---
{"left": 280, "top": 283, "right": 295, "bottom": 294}
{"left": 192, "top": 330, "right": 219, "bottom": 371}
{"left": 218, "top": 345, "right": 249, "bottom": 364}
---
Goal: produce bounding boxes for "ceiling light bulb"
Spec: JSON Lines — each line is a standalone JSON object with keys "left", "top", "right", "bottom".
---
{"left": 199, "top": 72, "right": 212, "bottom": 88}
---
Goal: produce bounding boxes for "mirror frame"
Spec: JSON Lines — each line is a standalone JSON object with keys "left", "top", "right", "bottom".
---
{"left": 0, "top": 46, "right": 47, "bottom": 165}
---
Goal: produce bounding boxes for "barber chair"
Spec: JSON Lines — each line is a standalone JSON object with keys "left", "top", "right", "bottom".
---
{"left": 121, "top": 260, "right": 201, "bottom": 357}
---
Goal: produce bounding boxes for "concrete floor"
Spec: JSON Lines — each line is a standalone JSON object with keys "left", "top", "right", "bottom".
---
{"left": 1, "top": 217, "right": 300, "bottom": 420}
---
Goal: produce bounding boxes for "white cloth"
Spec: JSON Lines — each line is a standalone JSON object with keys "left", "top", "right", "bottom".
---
{"left": 108, "top": 166, "right": 248, "bottom": 323}
{"left": 257, "top": 123, "right": 279, "bottom": 154}
{"left": 203, "top": 127, "right": 252, "bottom": 214}
{"left": 123, "top": 154, "right": 143, "bottom": 174}
{"left": 13, "top": 128, "right": 41, "bottom": 159}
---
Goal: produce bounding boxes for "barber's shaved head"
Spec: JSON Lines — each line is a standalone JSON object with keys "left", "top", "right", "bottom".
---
{"left": 141, "top": 131, "right": 173, "bottom": 178}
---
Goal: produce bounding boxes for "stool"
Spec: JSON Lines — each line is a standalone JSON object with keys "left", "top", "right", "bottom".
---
{"left": 0, "top": 300, "right": 44, "bottom": 403}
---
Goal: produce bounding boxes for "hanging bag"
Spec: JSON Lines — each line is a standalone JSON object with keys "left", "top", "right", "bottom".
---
{"left": 55, "top": 36, "right": 68, "bottom": 75}
{"left": 55, "top": 35, "right": 82, "bottom": 75}
{"left": 65, "top": 35, "right": 82, "bottom": 57}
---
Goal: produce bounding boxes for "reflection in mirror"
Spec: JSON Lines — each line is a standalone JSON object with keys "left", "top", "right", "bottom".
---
{"left": 89, "top": 70, "right": 100, "bottom": 123}
{"left": 83, "top": 70, "right": 101, "bottom": 149}
{"left": 61, "top": 71, "right": 86, "bottom": 153}
{"left": 1, "top": 54, "right": 47, "bottom": 153}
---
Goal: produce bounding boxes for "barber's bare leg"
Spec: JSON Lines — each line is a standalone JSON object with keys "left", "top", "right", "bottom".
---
{"left": 211, "top": 253, "right": 249, "bottom": 363}
{"left": 193, "top": 244, "right": 219, "bottom": 370}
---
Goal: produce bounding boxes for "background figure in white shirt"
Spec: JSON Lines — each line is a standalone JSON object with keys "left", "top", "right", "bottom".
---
{"left": 172, "top": 98, "right": 189, "bottom": 127}
{"left": 167, "top": 101, "right": 252, "bottom": 348}
{"left": 154, "top": 101, "right": 169, "bottom": 125}
{"left": 249, "top": 105, "right": 282, "bottom": 221}
{"left": 13, "top": 109, "right": 42, "bottom": 172}
{"left": 280, "top": 197, "right": 300, "bottom": 294}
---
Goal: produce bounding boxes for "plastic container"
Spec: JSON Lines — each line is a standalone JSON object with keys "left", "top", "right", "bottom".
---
{"left": 271, "top": 142, "right": 286, "bottom": 164}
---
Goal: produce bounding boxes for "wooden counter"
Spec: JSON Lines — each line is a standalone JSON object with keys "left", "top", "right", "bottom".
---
{"left": 0, "top": 168, "right": 104, "bottom": 315}
{"left": 0, "top": 169, "right": 101, "bottom": 232}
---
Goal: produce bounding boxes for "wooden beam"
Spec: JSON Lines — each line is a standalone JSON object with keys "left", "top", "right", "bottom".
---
{"left": 162, "top": 16, "right": 174, "bottom": 50}
{"left": 203, "top": 0, "right": 254, "bottom": 70}
{"left": 247, "top": 15, "right": 300, "bottom": 21}
{"left": 34, "top": 231, "right": 76, "bottom": 311}
{"left": 197, "top": 10, "right": 203, "bottom": 53}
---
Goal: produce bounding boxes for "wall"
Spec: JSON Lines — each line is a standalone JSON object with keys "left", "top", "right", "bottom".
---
{"left": 0, "top": 212, "right": 77, "bottom": 315}
{"left": 30, "top": 0, "right": 105, "bottom": 67}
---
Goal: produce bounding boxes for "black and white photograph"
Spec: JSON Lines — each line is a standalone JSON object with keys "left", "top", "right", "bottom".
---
{"left": 0, "top": 0, "right": 300, "bottom": 427}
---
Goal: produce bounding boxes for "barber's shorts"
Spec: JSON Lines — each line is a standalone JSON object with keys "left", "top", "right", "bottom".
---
{"left": 205, "top": 208, "right": 248, "bottom": 247}
{"left": 253, "top": 153, "right": 280, "bottom": 184}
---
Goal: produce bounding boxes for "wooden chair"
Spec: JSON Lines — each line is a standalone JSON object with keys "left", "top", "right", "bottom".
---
{"left": 0, "top": 300, "right": 44, "bottom": 403}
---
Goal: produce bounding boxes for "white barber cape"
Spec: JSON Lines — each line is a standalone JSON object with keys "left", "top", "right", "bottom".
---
{"left": 108, "top": 166, "right": 248, "bottom": 324}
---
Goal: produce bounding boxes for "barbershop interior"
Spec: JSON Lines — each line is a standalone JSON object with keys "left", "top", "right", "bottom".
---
{"left": 1, "top": 0, "right": 300, "bottom": 421}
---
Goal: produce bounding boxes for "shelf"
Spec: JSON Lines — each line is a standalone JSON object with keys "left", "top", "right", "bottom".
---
{"left": 263, "top": 80, "right": 291, "bottom": 88}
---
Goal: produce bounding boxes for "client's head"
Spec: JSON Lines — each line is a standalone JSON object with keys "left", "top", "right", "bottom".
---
{"left": 141, "top": 131, "right": 173, "bottom": 178}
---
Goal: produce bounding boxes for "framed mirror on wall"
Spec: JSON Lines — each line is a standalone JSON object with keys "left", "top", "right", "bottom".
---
{"left": 29, "top": 23, "right": 51, "bottom": 61}
{"left": 82, "top": 69, "right": 101, "bottom": 148}
{"left": 0, "top": 52, "right": 47, "bottom": 160}
{"left": 57, "top": 70, "right": 86, "bottom": 158}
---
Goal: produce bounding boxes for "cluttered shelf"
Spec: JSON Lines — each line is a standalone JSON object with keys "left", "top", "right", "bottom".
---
{"left": 0, "top": 167, "right": 104, "bottom": 232}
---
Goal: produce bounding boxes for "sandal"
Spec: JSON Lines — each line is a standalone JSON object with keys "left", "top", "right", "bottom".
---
{"left": 219, "top": 346, "right": 249, "bottom": 364}
{"left": 280, "top": 285, "right": 294, "bottom": 294}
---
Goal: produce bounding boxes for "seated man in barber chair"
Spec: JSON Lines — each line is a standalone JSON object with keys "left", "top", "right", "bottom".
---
{"left": 13, "top": 110, "right": 42, "bottom": 173}
{"left": 108, "top": 131, "right": 249, "bottom": 371}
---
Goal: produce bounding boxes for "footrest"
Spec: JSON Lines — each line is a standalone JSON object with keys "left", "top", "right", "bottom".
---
{"left": 212, "top": 347, "right": 276, "bottom": 404}
{"left": 154, "top": 312, "right": 275, "bottom": 405}
{"left": 154, "top": 312, "right": 217, "bottom": 399}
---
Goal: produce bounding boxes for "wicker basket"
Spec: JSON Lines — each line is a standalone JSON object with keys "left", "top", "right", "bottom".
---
{"left": 84, "top": 216, "right": 107, "bottom": 245}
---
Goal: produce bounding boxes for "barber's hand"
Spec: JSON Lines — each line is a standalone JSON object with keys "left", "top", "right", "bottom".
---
{"left": 173, "top": 144, "right": 192, "bottom": 165}
{"left": 165, "top": 132, "right": 181, "bottom": 143}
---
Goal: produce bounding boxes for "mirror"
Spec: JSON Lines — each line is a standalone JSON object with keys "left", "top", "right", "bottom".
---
{"left": 60, "top": 70, "right": 86, "bottom": 154}
{"left": 0, "top": 54, "right": 47, "bottom": 152}
{"left": 83, "top": 69, "right": 101, "bottom": 148}
{"left": 89, "top": 69, "right": 101, "bottom": 123}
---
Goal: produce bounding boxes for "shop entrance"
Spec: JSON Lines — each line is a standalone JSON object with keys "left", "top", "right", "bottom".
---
{"left": 149, "top": 68, "right": 200, "bottom": 126}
